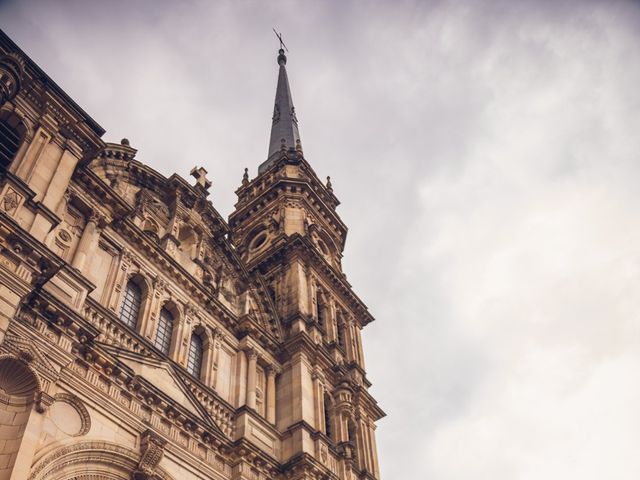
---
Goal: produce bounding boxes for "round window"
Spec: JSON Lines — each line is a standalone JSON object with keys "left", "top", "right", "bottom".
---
{"left": 250, "top": 232, "right": 268, "bottom": 251}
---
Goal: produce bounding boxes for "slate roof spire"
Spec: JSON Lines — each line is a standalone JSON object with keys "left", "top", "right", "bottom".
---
{"left": 259, "top": 48, "right": 301, "bottom": 174}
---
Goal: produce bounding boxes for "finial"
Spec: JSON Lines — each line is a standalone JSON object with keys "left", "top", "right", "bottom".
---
{"left": 242, "top": 167, "right": 249, "bottom": 186}
{"left": 326, "top": 176, "right": 333, "bottom": 192}
{"left": 120, "top": 138, "right": 130, "bottom": 146}
{"left": 295, "top": 139, "right": 304, "bottom": 158}
{"left": 277, "top": 48, "right": 287, "bottom": 66}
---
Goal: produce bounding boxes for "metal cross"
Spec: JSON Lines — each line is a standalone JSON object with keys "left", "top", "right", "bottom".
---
{"left": 273, "top": 29, "right": 289, "bottom": 52}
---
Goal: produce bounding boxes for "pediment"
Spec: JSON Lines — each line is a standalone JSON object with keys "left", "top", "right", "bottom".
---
{"left": 103, "top": 346, "right": 213, "bottom": 425}
{"left": 3, "top": 331, "right": 59, "bottom": 380}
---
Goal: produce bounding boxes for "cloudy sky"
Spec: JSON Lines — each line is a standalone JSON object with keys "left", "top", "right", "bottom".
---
{"left": 2, "top": 0, "right": 640, "bottom": 478}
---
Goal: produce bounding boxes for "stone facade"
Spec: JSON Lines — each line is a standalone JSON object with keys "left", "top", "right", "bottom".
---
{"left": 0, "top": 29, "right": 383, "bottom": 480}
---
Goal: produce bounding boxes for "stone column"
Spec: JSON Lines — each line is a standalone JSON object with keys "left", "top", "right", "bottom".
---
{"left": 201, "top": 329, "right": 215, "bottom": 387}
{"left": 369, "top": 420, "right": 380, "bottom": 477}
{"left": 327, "top": 300, "right": 337, "bottom": 342}
{"left": 41, "top": 147, "right": 80, "bottom": 211}
{"left": 174, "top": 303, "right": 195, "bottom": 366}
{"left": 354, "top": 325, "right": 366, "bottom": 368}
{"left": 345, "top": 318, "right": 357, "bottom": 362}
{"left": 312, "top": 368, "right": 324, "bottom": 431}
{"left": 266, "top": 366, "right": 277, "bottom": 424}
{"left": 211, "top": 329, "right": 222, "bottom": 390}
{"left": 71, "top": 211, "right": 100, "bottom": 273}
{"left": 139, "top": 276, "right": 165, "bottom": 340}
{"left": 245, "top": 349, "right": 257, "bottom": 410}
{"left": 9, "top": 406, "right": 45, "bottom": 480}
{"left": 108, "top": 249, "right": 133, "bottom": 312}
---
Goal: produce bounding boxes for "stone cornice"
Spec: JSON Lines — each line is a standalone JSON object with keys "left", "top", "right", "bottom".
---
{"left": 0, "top": 28, "right": 105, "bottom": 137}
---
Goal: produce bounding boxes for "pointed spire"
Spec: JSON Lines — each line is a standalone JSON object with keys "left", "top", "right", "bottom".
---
{"left": 258, "top": 48, "right": 301, "bottom": 174}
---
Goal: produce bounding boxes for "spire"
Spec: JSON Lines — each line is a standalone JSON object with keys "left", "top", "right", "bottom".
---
{"left": 258, "top": 48, "right": 301, "bottom": 174}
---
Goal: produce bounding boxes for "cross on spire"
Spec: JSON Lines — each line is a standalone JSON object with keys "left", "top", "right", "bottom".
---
{"left": 190, "top": 166, "right": 211, "bottom": 193}
{"left": 273, "top": 29, "right": 289, "bottom": 52}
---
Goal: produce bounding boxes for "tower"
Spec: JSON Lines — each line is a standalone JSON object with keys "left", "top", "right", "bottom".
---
{"left": 229, "top": 48, "right": 384, "bottom": 479}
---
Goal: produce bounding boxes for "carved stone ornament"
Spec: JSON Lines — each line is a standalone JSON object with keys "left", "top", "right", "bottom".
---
{"left": 2, "top": 188, "right": 21, "bottom": 215}
{"left": 0, "top": 53, "right": 25, "bottom": 105}
{"left": 132, "top": 429, "right": 167, "bottom": 480}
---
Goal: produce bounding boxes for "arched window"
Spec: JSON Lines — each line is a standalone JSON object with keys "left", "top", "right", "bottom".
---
{"left": 119, "top": 280, "right": 142, "bottom": 329}
{"left": 348, "top": 418, "right": 358, "bottom": 462}
{"left": 324, "top": 393, "right": 333, "bottom": 439}
{"left": 0, "top": 112, "right": 26, "bottom": 171}
{"left": 317, "top": 298, "right": 326, "bottom": 330}
{"left": 154, "top": 307, "right": 173, "bottom": 355}
{"left": 186, "top": 333, "right": 203, "bottom": 378}
{"left": 337, "top": 322, "right": 346, "bottom": 350}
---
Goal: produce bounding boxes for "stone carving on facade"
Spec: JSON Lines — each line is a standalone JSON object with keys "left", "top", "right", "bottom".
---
{"left": 0, "top": 52, "right": 25, "bottom": 105}
{"left": 133, "top": 428, "right": 167, "bottom": 480}
{"left": 1, "top": 187, "right": 21, "bottom": 215}
{"left": 52, "top": 392, "right": 91, "bottom": 436}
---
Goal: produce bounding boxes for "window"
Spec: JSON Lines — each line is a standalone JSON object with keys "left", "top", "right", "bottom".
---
{"left": 337, "top": 323, "right": 346, "bottom": 349}
{"left": 0, "top": 114, "right": 25, "bottom": 171}
{"left": 119, "top": 280, "right": 142, "bottom": 329}
{"left": 186, "top": 333, "right": 203, "bottom": 378}
{"left": 324, "top": 393, "right": 332, "bottom": 439}
{"left": 154, "top": 307, "right": 173, "bottom": 355}
{"left": 317, "top": 300, "right": 326, "bottom": 329}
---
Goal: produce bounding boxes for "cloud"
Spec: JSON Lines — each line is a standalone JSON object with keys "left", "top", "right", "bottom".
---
{"left": 2, "top": 0, "right": 640, "bottom": 478}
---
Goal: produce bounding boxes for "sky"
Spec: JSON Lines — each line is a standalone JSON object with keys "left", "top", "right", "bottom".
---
{"left": 2, "top": 0, "right": 640, "bottom": 478}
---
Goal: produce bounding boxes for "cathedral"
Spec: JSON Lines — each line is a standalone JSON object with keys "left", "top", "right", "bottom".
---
{"left": 0, "top": 28, "right": 383, "bottom": 480}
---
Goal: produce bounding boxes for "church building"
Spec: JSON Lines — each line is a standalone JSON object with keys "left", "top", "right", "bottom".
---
{"left": 0, "top": 29, "right": 383, "bottom": 480}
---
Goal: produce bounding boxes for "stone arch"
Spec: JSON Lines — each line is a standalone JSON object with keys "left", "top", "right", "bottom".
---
{"left": 0, "top": 354, "right": 41, "bottom": 399}
{"left": 28, "top": 441, "right": 175, "bottom": 480}
{"left": 118, "top": 273, "right": 150, "bottom": 332}
{"left": 155, "top": 300, "right": 181, "bottom": 357}
{"left": 141, "top": 216, "right": 161, "bottom": 242}
{"left": 177, "top": 223, "right": 197, "bottom": 258}
{"left": 0, "top": 355, "right": 41, "bottom": 480}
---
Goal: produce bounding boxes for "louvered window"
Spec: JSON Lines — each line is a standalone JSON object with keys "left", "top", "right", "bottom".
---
{"left": 337, "top": 323, "right": 346, "bottom": 349}
{"left": 0, "top": 117, "right": 23, "bottom": 170}
{"left": 119, "top": 281, "right": 142, "bottom": 329}
{"left": 186, "top": 333, "right": 203, "bottom": 378}
{"left": 324, "top": 393, "right": 332, "bottom": 439}
{"left": 317, "top": 301, "right": 326, "bottom": 329}
{"left": 154, "top": 307, "right": 173, "bottom": 355}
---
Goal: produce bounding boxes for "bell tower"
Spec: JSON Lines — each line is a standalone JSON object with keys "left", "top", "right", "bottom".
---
{"left": 229, "top": 48, "right": 384, "bottom": 480}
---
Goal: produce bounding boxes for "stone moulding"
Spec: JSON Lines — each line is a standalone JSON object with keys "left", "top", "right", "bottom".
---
{"left": 52, "top": 392, "right": 91, "bottom": 436}
{"left": 28, "top": 440, "right": 175, "bottom": 480}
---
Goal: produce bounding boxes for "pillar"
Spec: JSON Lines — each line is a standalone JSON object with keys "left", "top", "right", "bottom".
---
{"left": 41, "top": 148, "right": 79, "bottom": 211}
{"left": 245, "top": 349, "right": 257, "bottom": 410}
{"left": 71, "top": 212, "right": 100, "bottom": 273}
{"left": 266, "top": 366, "right": 276, "bottom": 423}
{"left": 8, "top": 406, "right": 45, "bottom": 480}
{"left": 108, "top": 249, "right": 133, "bottom": 312}
{"left": 201, "top": 331, "right": 215, "bottom": 387}
{"left": 312, "top": 369, "right": 323, "bottom": 431}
